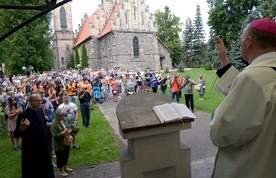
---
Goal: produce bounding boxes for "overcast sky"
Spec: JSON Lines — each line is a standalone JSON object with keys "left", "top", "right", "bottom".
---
{"left": 71, "top": 0, "right": 210, "bottom": 36}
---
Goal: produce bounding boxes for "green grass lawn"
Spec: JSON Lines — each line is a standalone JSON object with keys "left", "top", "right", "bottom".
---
{"left": 0, "top": 68, "right": 226, "bottom": 177}
{"left": 162, "top": 68, "right": 226, "bottom": 114}
{"left": 0, "top": 103, "right": 123, "bottom": 178}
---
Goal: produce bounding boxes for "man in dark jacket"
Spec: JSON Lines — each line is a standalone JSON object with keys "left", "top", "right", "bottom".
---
{"left": 14, "top": 94, "right": 54, "bottom": 178}
{"left": 78, "top": 85, "right": 92, "bottom": 128}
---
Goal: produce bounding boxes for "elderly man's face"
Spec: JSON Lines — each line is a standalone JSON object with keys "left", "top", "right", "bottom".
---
{"left": 29, "top": 94, "right": 42, "bottom": 109}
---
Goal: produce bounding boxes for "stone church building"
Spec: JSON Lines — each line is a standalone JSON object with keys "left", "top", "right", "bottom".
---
{"left": 52, "top": 0, "right": 75, "bottom": 70}
{"left": 53, "top": 0, "right": 173, "bottom": 71}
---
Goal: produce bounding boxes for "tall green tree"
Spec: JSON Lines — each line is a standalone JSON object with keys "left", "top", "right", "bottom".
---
{"left": 74, "top": 48, "right": 80, "bottom": 66}
{"left": 204, "top": 31, "right": 220, "bottom": 69}
{"left": 207, "top": 0, "right": 263, "bottom": 46}
{"left": 191, "top": 5, "right": 206, "bottom": 67}
{"left": 181, "top": 18, "right": 193, "bottom": 67}
{"left": 70, "top": 54, "right": 75, "bottom": 68}
{"left": 154, "top": 6, "right": 183, "bottom": 66}
{"left": 0, "top": 0, "right": 54, "bottom": 75}
{"left": 229, "top": 0, "right": 276, "bottom": 70}
{"left": 81, "top": 44, "right": 88, "bottom": 69}
{"left": 193, "top": 5, "right": 205, "bottom": 43}
{"left": 206, "top": 0, "right": 271, "bottom": 71}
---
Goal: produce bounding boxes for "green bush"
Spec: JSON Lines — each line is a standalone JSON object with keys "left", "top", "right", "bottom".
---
{"left": 164, "top": 67, "right": 170, "bottom": 73}
{"left": 204, "top": 62, "right": 212, "bottom": 70}
{"left": 177, "top": 63, "right": 184, "bottom": 72}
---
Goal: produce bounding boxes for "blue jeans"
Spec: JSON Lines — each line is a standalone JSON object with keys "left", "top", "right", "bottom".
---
{"left": 69, "top": 95, "right": 77, "bottom": 104}
{"left": 80, "top": 103, "right": 90, "bottom": 127}
{"left": 161, "top": 89, "right": 166, "bottom": 95}
{"left": 171, "top": 91, "right": 180, "bottom": 102}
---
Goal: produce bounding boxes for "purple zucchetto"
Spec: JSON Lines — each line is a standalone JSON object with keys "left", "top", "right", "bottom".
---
{"left": 250, "top": 18, "right": 276, "bottom": 34}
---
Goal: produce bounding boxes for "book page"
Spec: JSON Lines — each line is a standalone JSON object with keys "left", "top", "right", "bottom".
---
{"left": 214, "top": 66, "right": 239, "bottom": 96}
{"left": 152, "top": 103, "right": 180, "bottom": 123}
{"left": 170, "top": 103, "right": 196, "bottom": 119}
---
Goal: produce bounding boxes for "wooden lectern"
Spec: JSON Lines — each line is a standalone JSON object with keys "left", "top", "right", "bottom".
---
{"left": 117, "top": 93, "right": 194, "bottom": 178}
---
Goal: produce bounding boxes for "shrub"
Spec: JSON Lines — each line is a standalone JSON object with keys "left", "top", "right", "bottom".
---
{"left": 164, "top": 67, "right": 170, "bottom": 73}
{"left": 205, "top": 62, "right": 212, "bottom": 70}
{"left": 177, "top": 63, "right": 184, "bottom": 72}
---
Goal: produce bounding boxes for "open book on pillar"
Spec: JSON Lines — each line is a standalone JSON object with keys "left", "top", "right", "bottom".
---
{"left": 152, "top": 102, "right": 196, "bottom": 123}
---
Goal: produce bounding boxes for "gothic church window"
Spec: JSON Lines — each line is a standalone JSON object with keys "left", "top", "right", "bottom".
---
{"left": 60, "top": 7, "right": 67, "bottom": 28}
{"left": 133, "top": 37, "right": 139, "bottom": 57}
{"left": 61, "top": 57, "right": 64, "bottom": 65}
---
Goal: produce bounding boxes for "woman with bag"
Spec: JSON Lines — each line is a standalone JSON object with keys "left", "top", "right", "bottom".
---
{"left": 50, "top": 108, "right": 74, "bottom": 177}
{"left": 197, "top": 75, "right": 206, "bottom": 100}
{"left": 58, "top": 94, "right": 80, "bottom": 149}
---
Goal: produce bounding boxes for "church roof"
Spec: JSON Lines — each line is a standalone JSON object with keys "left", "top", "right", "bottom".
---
{"left": 74, "top": 9, "right": 97, "bottom": 47}
{"left": 98, "top": 3, "right": 120, "bottom": 38}
{"left": 74, "top": 1, "right": 123, "bottom": 47}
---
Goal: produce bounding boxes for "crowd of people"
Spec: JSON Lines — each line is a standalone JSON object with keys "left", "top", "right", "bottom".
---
{"left": 149, "top": 71, "right": 205, "bottom": 111}
{"left": 0, "top": 60, "right": 205, "bottom": 177}
{"left": 0, "top": 67, "right": 207, "bottom": 146}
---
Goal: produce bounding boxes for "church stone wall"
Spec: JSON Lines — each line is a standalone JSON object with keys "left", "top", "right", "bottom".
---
{"left": 100, "top": 31, "right": 162, "bottom": 71}
{"left": 158, "top": 42, "right": 173, "bottom": 70}
{"left": 75, "top": 31, "right": 173, "bottom": 71}
{"left": 86, "top": 37, "right": 101, "bottom": 69}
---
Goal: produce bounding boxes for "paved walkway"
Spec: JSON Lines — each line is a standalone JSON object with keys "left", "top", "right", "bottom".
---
{"left": 57, "top": 94, "right": 217, "bottom": 178}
